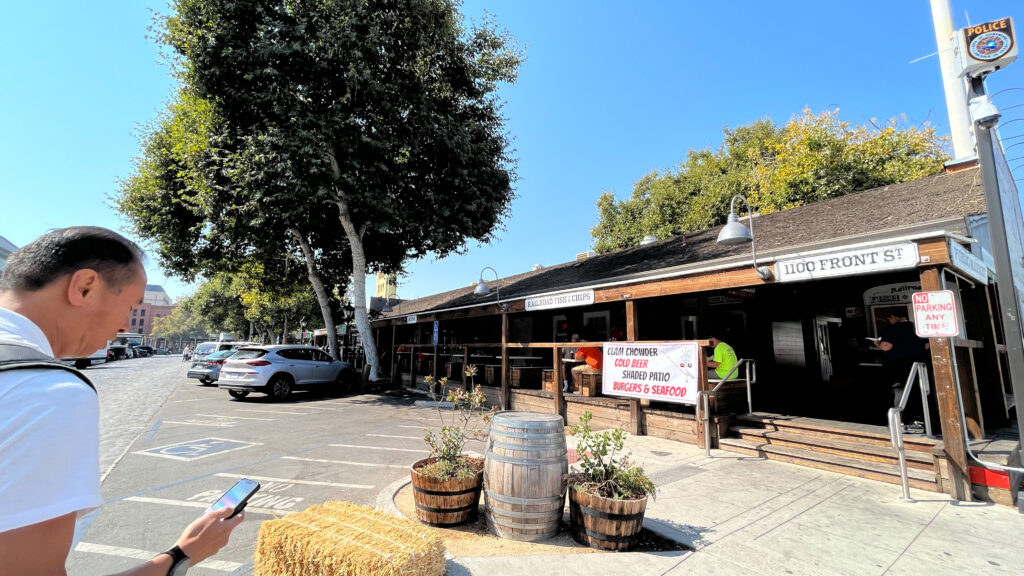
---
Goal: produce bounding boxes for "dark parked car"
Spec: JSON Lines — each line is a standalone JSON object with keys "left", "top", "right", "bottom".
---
{"left": 137, "top": 345, "right": 157, "bottom": 356}
{"left": 129, "top": 344, "right": 149, "bottom": 358}
{"left": 218, "top": 345, "right": 357, "bottom": 400}
{"left": 107, "top": 345, "right": 130, "bottom": 361}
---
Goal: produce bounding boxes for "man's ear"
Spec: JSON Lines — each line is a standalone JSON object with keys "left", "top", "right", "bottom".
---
{"left": 66, "top": 269, "right": 101, "bottom": 306}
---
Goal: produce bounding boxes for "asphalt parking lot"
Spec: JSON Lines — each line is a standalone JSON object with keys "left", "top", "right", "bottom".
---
{"left": 69, "top": 357, "right": 464, "bottom": 575}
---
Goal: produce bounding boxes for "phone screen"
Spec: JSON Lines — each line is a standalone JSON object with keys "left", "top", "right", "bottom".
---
{"left": 209, "top": 478, "right": 260, "bottom": 517}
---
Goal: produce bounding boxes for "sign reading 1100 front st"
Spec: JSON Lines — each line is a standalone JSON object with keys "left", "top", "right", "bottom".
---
{"left": 602, "top": 342, "right": 700, "bottom": 405}
{"left": 774, "top": 242, "right": 920, "bottom": 283}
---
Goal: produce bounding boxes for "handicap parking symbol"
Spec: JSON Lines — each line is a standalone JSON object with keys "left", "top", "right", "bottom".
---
{"left": 135, "top": 437, "right": 262, "bottom": 461}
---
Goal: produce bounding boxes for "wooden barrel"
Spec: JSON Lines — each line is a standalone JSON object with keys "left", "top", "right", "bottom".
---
{"left": 410, "top": 457, "right": 483, "bottom": 527}
{"left": 568, "top": 487, "right": 647, "bottom": 551}
{"left": 484, "top": 411, "right": 568, "bottom": 541}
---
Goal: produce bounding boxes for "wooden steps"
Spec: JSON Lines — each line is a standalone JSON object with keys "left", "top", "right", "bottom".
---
{"left": 720, "top": 413, "right": 941, "bottom": 492}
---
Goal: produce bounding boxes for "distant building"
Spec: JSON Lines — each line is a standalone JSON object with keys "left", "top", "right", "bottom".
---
{"left": 0, "top": 235, "right": 16, "bottom": 272}
{"left": 130, "top": 285, "right": 176, "bottom": 337}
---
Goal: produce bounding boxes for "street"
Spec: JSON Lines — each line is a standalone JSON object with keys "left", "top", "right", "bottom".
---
{"left": 69, "top": 356, "right": 458, "bottom": 576}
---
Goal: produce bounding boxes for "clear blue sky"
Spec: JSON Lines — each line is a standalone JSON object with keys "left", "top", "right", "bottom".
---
{"left": 2, "top": 1, "right": 1023, "bottom": 302}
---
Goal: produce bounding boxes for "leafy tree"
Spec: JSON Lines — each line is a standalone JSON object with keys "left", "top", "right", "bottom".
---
{"left": 591, "top": 109, "right": 947, "bottom": 253}
{"left": 157, "top": 0, "right": 523, "bottom": 379}
{"left": 150, "top": 302, "right": 208, "bottom": 346}
{"left": 116, "top": 89, "right": 353, "bottom": 359}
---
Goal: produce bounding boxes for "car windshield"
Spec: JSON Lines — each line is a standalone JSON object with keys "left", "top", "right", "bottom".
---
{"left": 232, "top": 349, "right": 268, "bottom": 360}
{"left": 194, "top": 343, "right": 217, "bottom": 354}
{"left": 207, "top": 350, "right": 235, "bottom": 360}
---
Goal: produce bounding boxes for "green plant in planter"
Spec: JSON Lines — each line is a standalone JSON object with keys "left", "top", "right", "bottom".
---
{"left": 420, "top": 376, "right": 494, "bottom": 480}
{"left": 464, "top": 364, "right": 478, "bottom": 390}
{"left": 566, "top": 411, "right": 656, "bottom": 500}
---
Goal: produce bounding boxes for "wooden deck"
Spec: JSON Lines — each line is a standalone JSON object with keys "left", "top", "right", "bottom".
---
{"left": 718, "top": 413, "right": 942, "bottom": 492}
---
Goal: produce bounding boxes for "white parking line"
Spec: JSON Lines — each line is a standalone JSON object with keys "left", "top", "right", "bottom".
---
{"left": 329, "top": 443, "right": 426, "bottom": 453}
{"left": 213, "top": 473, "right": 373, "bottom": 489}
{"left": 163, "top": 420, "right": 237, "bottom": 427}
{"left": 236, "top": 409, "right": 309, "bottom": 415}
{"left": 195, "top": 414, "right": 275, "bottom": 421}
{"left": 170, "top": 398, "right": 205, "bottom": 403}
{"left": 281, "top": 456, "right": 408, "bottom": 469}
{"left": 397, "top": 425, "right": 430, "bottom": 429}
{"left": 75, "top": 542, "right": 242, "bottom": 572}
{"left": 123, "top": 496, "right": 287, "bottom": 516}
{"left": 366, "top": 434, "right": 423, "bottom": 440}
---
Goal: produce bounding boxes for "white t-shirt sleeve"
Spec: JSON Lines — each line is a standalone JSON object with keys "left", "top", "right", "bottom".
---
{"left": 0, "top": 373, "right": 102, "bottom": 532}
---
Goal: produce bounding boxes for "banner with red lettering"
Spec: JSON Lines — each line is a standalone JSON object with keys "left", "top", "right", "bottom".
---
{"left": 602, "top": 341, "right": 701, "bottom": 405}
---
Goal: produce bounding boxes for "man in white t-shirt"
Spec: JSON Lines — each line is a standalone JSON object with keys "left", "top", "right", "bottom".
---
{"left": 0, "top": 227, "right": 243, "bottom": 575}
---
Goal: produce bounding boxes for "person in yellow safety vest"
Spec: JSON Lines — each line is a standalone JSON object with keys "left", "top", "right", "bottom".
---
{"left": 706, "top": 334, "right": 738, "bottom": 381}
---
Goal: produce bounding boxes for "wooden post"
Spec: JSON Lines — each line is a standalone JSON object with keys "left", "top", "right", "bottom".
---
{"left": 409, "top": 345, "right": 417, "bottom": 390}
{"left": 432, "top": 345, "right": 439, "bottom": 393}
{"left": 697, "top": 340, "right": 711, "bottom": 448}
{"left": 920, "top": 267, "right": 971, "bottom": 500}
{"left": 390, "top": 325, "right": 397, "bottom": 385}
{"left": 625, "top": 300, "right": 642, "bottom": 435}
{"left": 553, "top": 346, "right": 565, "bottom": 422}
{"left": 501, "top": 313, "right": 510, "bottom": 411}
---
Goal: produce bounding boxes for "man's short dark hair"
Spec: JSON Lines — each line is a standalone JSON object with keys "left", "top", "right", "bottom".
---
{"left": 0, "top": 227, "right": 145, "bottom": 293}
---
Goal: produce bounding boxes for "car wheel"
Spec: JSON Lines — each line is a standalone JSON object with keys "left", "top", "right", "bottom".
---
{"left": 228, "top": 390, "right": 250, "bottom": 399}
{"left": 269, "top": 375, "right": 292, "bottom": 401}
{"left": 74, "top": 360, "right": 89, "bottom": 370}
{"left": 199, "top": 377, "right": 212, "bottom": 385}
{"left": 332, "top": 370, "right": 352, "bottom": 396}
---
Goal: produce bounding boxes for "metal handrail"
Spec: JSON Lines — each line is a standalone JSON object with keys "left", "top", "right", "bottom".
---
{"left": 887, "top": 361, "right": 933, "bottom": 502}
{"left": 698, "top": 359, "right": 757, "bottom": 457}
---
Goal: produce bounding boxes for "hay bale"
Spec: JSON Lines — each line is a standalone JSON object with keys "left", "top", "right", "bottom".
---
{"left": 254, "top": 500, "right": 446, "bottom": 576}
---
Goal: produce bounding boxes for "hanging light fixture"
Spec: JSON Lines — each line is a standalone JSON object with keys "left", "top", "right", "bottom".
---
{"left": 716, "top": 194, "right": 773, "bottom": 281}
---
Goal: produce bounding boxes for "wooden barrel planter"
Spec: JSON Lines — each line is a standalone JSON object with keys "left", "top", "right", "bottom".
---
{"left": 410, "top": 457, "right": 483, "bottom": 527}
{"left": 568, "top": 487, "right": 648, "bottom": 551}
{"left": 484, "top": 412, "right": 568, "bottom": 541}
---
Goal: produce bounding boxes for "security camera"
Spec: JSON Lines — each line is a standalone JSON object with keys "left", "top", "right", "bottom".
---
{"left": 970, "top": 95, "right": 1001, "bottom": 129}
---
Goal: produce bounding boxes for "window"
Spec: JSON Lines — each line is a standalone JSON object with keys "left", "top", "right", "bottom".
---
{"left": 140, "top": 309, "right": 146, "bottom": 316}
{"left": 132, "top": 309, "right": 137, "bottom": 316}
{"left": 131, "top": 318, "right": 137, "bottom": 327}
{"left": 233, "top": 349, "right": 267, "bottom": 360}
{"left": 313, "top": 350, "right": 333, "bottom": 363}
{"left": 139, "top": 318, "right": 144, "bottom": 326}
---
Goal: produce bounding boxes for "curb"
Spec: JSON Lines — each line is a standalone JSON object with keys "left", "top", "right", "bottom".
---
{"left": 375, "top": 476, "right": 411, "bottom": 518}
{"left": 376, "top": 473, "right": 693, "bottom": 551}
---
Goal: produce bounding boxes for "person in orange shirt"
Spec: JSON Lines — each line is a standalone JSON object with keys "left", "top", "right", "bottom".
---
{"left": 571, "top": 335, "right": 603, "bottom": 391}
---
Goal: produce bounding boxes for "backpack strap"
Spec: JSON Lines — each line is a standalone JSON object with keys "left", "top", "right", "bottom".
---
{"left": 0, "top": 342, "right": 96, "bottom": 393}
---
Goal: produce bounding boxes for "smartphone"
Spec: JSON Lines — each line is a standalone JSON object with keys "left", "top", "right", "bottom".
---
{"left": 208, "top": 478, "right": 260, "bottom": 518}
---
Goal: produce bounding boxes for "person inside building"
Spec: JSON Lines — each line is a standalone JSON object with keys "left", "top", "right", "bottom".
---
{"left": 571, "top": 333, "right": 603, "bottom": 390}
{"left": 706, "top": 332, "right": 738, "bottom": 382}
{"left": 876, "top": 313, "right": 930, "bottom": 432}
{"left": 561, "top": 333, "right": 581, "bottom": 391}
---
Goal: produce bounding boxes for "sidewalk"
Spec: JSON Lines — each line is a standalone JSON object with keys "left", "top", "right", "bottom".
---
{"left": 444, "top": 434, "right": 1024, "bottom": 576}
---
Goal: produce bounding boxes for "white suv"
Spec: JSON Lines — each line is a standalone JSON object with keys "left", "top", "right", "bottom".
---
{"left": 218, "top": 345, "right": 356, "bottom": 401}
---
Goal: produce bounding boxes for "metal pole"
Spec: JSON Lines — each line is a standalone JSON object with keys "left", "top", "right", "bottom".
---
{"left": 971, "top": 76, "right": 1024, "bottom": 459}
{"left": 930, "top": 0, "right": 974, "bottom": 159}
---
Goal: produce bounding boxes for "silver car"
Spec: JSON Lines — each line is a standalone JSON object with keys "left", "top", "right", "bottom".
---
{"left": 217, "top": 345, "right": 358, "bottom": 400}
{"left": 186, "top": 349, "right": 236, "bottom": 385}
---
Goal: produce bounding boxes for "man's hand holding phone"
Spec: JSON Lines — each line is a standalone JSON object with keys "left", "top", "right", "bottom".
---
{"left": 171, "top": 479, "right": 259, "bottom": 565}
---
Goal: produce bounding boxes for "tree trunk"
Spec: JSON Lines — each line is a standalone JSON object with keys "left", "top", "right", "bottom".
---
{"left": 333, "top": 197, "right": 379, "bottom": 380}
{"left": 282, "top": 313, "right": 288, "bottom": 345}
{"left": 290, "top": 227, "right": 340, "bottom": 360}
{"left": 325, "top": 148, "right": 379, "bottom": 381}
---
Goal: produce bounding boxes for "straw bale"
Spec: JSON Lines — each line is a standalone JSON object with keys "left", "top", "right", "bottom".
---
{"left": 254, "top": 500, "right": 446, "bottom": 576}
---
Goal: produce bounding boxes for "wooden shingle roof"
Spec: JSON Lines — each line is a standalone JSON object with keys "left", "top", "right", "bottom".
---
{"left": 384, "top": 168, "right": 984, "bottom": 318}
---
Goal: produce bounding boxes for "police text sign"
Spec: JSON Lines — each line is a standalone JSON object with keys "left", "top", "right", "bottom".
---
{"left": 913, "top": 291, "right": 960, "bottom": 338}
{"left": 602, "top": 342, "right": 700, "bottom": 405}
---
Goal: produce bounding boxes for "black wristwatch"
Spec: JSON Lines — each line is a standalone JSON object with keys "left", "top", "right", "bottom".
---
{"left": 162, "top": 545, "right": 191, "bottom": 575}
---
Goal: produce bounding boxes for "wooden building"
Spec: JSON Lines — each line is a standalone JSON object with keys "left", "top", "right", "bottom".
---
{"left": 372, "top": 163, "right": 1018, "bottom": 503}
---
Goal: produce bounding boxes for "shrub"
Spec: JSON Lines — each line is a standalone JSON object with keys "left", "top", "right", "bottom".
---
{"left": 565, "top": 411, "right": 655, "bottom": 500}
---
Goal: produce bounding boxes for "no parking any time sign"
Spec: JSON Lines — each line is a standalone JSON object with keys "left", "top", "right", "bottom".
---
{"left": 912, "top": 291, "right": 960, "bottom": 338}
